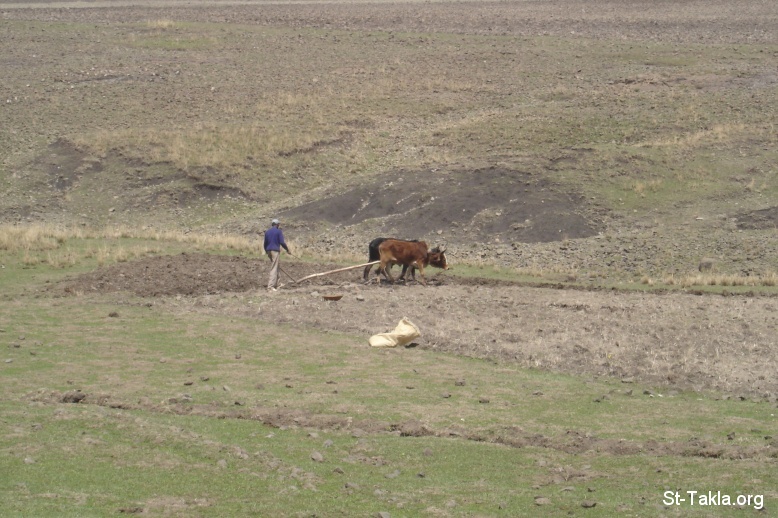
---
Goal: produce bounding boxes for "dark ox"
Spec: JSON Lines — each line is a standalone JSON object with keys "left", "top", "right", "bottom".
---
{"left": 377, "top": 239, "right": 448, "bottom": 286}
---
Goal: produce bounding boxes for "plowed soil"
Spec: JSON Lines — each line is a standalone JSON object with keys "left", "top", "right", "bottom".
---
{"left": 59, "top": 253, "right": 778, "bottom": 399}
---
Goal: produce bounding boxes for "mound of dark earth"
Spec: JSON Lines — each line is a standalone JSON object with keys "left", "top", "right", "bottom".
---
{"left": 736, "top": 206, "right": 778, "bottom": 230}
{"left": 282, "top": 167, "right": 601, "bottom": 243}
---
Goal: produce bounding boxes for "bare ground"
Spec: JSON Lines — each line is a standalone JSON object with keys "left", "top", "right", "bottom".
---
{"left": 58, "top": 253, "right": 778, "bottom": 399}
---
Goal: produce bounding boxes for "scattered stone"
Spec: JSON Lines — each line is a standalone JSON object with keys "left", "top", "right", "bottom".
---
{"left": 332, "top": 467, "right": 344, "bottom": 474}
{"left": 581, "top": 500, "right": 597, "bottom": 508}
{"left": 377, "top": 512, "right": 391, "bottom": 518}
{"left": 323, "top": 439, "right": 334, "bottom": 448}
{"left": 356, "top": 295, "right": 365, "bottom": 302}
{"left": 455, "top": 379, "right": 466, "bottom": 386}
{"left": 441, "top": 392, "right": 451, "bottom": 398}
{"left": 61, "top": 391, "right": 86, "bottom": 403}
{"left": 532, "top": 391, "right": 544, "bottom": 396}
{"left": 24, "top": 457, "right": 35, "bottom": 464}
{"left": 422, "top": 448, "right": 433, "bottom": 456}
{"left": 311, "top": 451, "right": 324, "bottom": 462}
{"left": 479, "top": 397, "right": 490, "bottom": 404}
{"left": 385, "top": 469, "right": 400, "bottom": 479}
{"left": 217, "top": 459, "right": 228, "bottom": 469}
{"left": 534, "top": 497, "right": 551, "bottom": 506}
{"left": 118, "top": 507, "right": 143, "bottom": 514}
{"left": 184, "top": 381, "right": 193, "bottom": 386}
{"left": 108, "top": 311, "right": 119, "bottom": 318}
{"left": 345, "top": 482, "right": 360, "bottom": 489}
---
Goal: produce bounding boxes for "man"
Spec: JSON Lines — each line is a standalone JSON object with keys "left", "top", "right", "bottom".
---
{"left": 263, "top": 218, "right": 290, "bottom": 291}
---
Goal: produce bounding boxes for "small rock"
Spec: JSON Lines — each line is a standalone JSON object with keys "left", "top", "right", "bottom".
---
{"left": 385, "top": 469, "right": 400, "bottom": 479}
{"left": 217, "top": 459, "right": 228, "bottom": 469}
{"left": 534, "top": 497, "right": 551, "bottom": 506}
{"left": 479, "top": 397, "right": 490, "bottom": 404}
{"left": 311, "top": 451, "right": 324, "bottom": 462}
{"left": 698, "top": 258, "right": 716, "bottom": 272}
{"left": 333, "top": 467, "right": 344, "bottom": 474}
{"left": 377, "top": 512, "right": 391, "bottom": 518}
{"left": 455, "top": 379, "right": 466, "bottom": 386}
{"left": 323, "top": 439, "right": 334, "bottom": 448}
{"left": 581, "top": 500, "right": 597, "bottom": 508}
{"left": 441, "top": 392, "right": 451, "bottom": 398}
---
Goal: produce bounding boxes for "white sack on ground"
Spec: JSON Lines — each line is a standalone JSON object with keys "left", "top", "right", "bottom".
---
{"left": 368, "top": 317, "right": 421, "bottom": 348}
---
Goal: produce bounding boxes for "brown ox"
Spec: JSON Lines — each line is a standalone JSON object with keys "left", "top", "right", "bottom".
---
{"left": 377, "top": 239, "right": 448, "bottom": 286}
{"left": 363, "top": 237, "right": 418, "bottom": 282}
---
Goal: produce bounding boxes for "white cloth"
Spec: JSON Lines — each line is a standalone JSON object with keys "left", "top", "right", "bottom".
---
{"left": 369, "top": 318, "right": 421, "bottom": 348}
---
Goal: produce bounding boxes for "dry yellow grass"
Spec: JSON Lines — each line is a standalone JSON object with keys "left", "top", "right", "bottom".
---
{"left": 663, "top": 272, "right": 778, "bottom": 288}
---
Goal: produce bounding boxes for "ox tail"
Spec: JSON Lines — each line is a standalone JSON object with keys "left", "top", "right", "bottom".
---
{"left": 365, "top": 237, "right": 388, "bottom": 281}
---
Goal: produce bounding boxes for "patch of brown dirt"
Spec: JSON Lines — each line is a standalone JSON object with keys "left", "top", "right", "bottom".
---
{"left": 57, "top": 253, "right": 778, "bottom": 399}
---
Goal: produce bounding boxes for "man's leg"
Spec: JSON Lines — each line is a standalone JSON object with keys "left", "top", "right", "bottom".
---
{"left": 267, "top": 251, "right": 280, "bottom": 290}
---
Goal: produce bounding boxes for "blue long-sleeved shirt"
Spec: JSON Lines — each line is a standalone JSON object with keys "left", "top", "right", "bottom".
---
{"left": 263, "top": 227, "right": 289, "bottom": 253}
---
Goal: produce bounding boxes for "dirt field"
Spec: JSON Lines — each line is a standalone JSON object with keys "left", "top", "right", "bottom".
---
{"left": 4, "top": 0, "right": 778, "bottom": 399}
{"left": 58, "top": 253, "right": 778, "bottom": 399}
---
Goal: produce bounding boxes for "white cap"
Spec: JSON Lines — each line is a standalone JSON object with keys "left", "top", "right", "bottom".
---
{"left": 271, "top": 218, "right": 280, "bottom": 225}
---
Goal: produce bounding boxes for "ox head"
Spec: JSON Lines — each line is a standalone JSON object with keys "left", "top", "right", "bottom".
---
{"left": 428, "top": 245, "right": 449, "bottom": 270}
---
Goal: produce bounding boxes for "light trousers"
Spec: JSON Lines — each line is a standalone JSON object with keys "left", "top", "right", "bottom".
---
{"left": 267, "top": 250, "right": 280, "bottom": 289}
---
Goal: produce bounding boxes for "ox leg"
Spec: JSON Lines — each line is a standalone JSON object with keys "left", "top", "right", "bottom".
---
{"left": 415, "top": 262, "right": 426, "bottom": 286}
{"left": 398, "top": 264, "right": 410, "bottom": 282}
{"left": 363, "top": 263, "right": 374, "bottom": 282}
{"left": 381, "top": 261, "right": 397, "bottom": 284}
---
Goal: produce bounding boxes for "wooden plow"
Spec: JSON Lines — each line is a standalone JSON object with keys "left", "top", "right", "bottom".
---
{"left": 286, "top": 261, "right": 379, "bottom": 285}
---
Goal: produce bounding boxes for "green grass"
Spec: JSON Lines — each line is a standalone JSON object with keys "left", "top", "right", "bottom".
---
{"left": 1, "top": 242, "right": 775, "bottom": 515}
